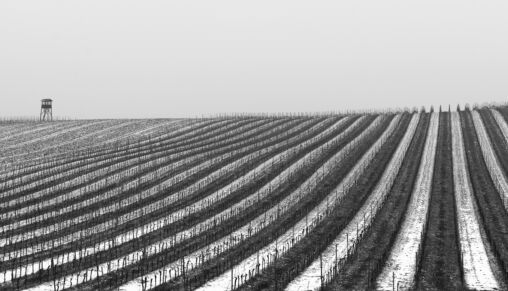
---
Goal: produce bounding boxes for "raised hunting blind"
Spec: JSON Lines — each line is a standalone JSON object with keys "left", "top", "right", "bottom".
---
{"left": 40, "top": 98, "right": 53, "bottom": 121}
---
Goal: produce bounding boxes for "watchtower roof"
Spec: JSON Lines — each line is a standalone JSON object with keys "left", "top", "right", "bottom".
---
{"left": 41, "top": 99, "right": 53, "bottom": 102}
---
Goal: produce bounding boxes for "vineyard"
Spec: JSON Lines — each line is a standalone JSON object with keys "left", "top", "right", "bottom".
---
{"left": 1, "top": 107, "right": 508, "bottom": 291}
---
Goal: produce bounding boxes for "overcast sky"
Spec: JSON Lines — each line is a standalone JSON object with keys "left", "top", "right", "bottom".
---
{"left": 1, "top": 1, "right": 508, "bottom": 119}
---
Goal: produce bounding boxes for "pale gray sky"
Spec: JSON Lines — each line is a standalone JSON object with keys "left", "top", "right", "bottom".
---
{"left": 1, "top": 1, "right": 507, "bottom": 118}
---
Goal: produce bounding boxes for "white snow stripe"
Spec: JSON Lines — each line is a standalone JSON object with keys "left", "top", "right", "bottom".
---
{"left": 451, "top": 112, "right": 499, "bottom": 290}
{"left": 491, "top": 109, "right": 508, "bottom": 144}
{"left": 376, "top": 112, "right": 440, "bottom": 290}
{"left": 471, "top": 110, "right": 508, "bottom": 210}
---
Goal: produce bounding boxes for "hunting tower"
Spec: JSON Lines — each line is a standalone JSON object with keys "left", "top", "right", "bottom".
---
{"left": 40, "top": 99, "right": 53, "bottom": 121}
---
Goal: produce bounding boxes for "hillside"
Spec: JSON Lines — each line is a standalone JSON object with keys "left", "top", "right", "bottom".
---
{"left": 1, "top": 107, "right": 508, "bottom": 290}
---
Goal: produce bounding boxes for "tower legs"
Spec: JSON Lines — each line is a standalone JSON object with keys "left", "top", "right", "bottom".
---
{"left": 40, "top": 109, "right": 53, "bottom": 121}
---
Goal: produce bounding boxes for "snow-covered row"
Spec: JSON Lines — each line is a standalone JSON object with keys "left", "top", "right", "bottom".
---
{"left": 491, "top": 109, "right": 508, "bottom": 144}
{"left": 18, "top": 116, "right": 366, "bottom": 290}
{"left": 0, "top": 117, "right": 345, "bottom": 282}
{"left": 194, "top": 115, "right": 399, "bottom": 291}
{"left": 286, "top": 113, "right": 419, "bottom": 291}
{"left": 376, "top": 112, "right": 439, "bottom": 290}
{"left": 451, "top": 112, "right": 499, "bottom": 290}
{"left": 471, "top": 110, "right": 508, "bottom": 210}
{"left": 0, "top": 118, "right": 294, "bottom": 244}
